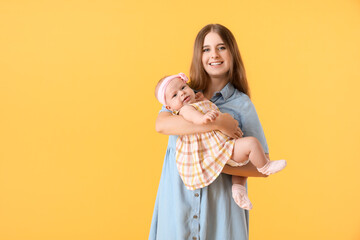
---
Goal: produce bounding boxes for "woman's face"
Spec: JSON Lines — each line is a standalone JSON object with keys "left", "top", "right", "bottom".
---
{"left": 202, "top": 31, "right": 231, "bottom": 80}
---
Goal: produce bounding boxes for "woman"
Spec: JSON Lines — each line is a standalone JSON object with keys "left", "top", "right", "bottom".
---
{"left": 149, "top": 24, "right": 269, "bottom": 240}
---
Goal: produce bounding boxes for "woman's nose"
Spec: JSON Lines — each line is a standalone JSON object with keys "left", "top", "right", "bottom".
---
{"left": 211, "top": 50, "right": 219, "bottom": 59}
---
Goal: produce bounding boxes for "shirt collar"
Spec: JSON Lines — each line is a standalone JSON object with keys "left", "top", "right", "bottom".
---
{"left": 211, "top": 82, "right": 236, "bottom": 101}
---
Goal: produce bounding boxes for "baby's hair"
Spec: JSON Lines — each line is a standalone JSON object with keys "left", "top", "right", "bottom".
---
{"left": 155, "top": 76, "right": 169, "bottom": 102}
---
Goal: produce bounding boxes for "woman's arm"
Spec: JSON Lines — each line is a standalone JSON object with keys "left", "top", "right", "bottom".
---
{"left": 222, "top": 153, "right": 270, "bottom": 177}
{"left": 222, "top": 163, "right": 268, "bottom": 177}
{"left": 240, "top": 96, "right": 269, "bottom": 154}
{"left": 221, "top": 94, "right": 271, "bottom": 177}
{"left": 155, "top": 111, "right": 242, "bottom": 138}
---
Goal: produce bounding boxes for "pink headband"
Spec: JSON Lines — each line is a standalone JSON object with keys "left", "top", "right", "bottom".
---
{"left": 157, "top": 73, "right": 189, "bottom": 106}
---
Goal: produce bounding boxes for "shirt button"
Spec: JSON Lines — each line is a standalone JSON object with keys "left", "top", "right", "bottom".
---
{"left": 192, "top": 237, "right": 197, "bottom": 240}
{"left": 193, "top": 215, "right": 198, "bottom": 219}
{"left": 194, "top": 193, "right": 199, "bottom": 197}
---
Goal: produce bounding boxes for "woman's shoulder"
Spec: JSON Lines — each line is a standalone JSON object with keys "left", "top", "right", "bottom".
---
{"left": 224, "top": 89, "right": 257, "bottom": 116}
{"left": 231, "top": 89, "right": 251, "bottom": 103}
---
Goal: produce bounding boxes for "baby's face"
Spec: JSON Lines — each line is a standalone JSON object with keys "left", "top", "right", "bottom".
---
{"left": 165, "top": 78, "right": 196, "bottom": 111}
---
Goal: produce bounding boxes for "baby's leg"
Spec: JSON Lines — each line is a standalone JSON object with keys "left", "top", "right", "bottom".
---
{"left": 232, "top": 176, "right": 252, "bottom": 210}
{"left": 232, "top": 137, "right": 286, "bottom": 175}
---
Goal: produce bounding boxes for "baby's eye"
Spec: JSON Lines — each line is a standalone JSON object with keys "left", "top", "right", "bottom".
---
{"left": 181, "top": 86, "right": 186, "bottom": 90}
{"left": 172, "top": 93, "right": 177, "bottom": 98}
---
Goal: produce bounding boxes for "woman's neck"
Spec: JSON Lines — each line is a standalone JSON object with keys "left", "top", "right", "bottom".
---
{"left": 203, "top": 77, "right": 229, "bottom": 100}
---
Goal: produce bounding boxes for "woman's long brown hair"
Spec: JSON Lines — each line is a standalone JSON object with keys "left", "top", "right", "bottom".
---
{"left": 189, "top": 24, "right": 250, "bottom": 98}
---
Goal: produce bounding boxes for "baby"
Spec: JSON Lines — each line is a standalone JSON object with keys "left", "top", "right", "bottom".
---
{"left": 155, "top": 73, "right": 287, "bottom": 209}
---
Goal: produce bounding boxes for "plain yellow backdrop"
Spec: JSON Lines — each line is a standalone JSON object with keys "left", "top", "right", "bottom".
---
{"left": 1, "top": 0, "right": 360, "bottom": 239}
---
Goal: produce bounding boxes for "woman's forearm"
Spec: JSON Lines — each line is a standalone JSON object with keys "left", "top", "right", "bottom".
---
{"left": 156, "top": 111, "right": 242, "bottom": 138}
{"left": 222, "top": 153, "right": 270, "bottom": 177}
{"left": 222, "top": 162, "right": 268, "bottom": 177}
{"left": 155, "top": 111, "right": 216, "bottom": 135}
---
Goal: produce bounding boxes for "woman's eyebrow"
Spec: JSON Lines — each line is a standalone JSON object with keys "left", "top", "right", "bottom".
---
{"left": 202, "top": 43, "right": 225, "bottom": 48}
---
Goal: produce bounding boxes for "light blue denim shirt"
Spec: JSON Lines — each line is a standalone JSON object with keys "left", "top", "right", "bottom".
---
{"left": 149, "top": 83, "right": 268, "bottom": 240}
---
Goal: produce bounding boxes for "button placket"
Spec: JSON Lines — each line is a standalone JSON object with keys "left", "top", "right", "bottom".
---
{"left": 191, "top": 189, "right": 201, "bottom": 240}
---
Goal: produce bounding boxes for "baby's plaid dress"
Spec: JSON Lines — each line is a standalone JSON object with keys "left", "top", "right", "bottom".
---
{"left": 176, "top": 100, "right": 236, "bottom": 190}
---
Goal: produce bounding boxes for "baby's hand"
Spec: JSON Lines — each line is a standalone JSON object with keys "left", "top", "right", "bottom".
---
{"left": 202, "top": 110, "right": 219, "bottom": 124}
{"left": 195, "top": 92, "right": 206, "bottom": 101}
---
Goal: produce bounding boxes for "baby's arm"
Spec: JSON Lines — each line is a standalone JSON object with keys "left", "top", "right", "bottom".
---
{"left": 179, "top": 105, "right": 219, "bottom": 125}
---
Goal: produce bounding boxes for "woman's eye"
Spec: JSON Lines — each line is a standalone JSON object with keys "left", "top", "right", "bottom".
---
{"left": 202, "top": 48, "right": 210, "bottom": 52}
{"left": 219, "top": 46, "right": 226, "bottom": 50}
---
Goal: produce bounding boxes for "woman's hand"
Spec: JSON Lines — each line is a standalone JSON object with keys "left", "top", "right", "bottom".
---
{"left": 215, "top": 113, "right": 243, "bottom": 139}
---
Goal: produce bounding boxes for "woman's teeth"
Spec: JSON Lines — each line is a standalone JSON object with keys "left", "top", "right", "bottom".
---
{"left": 210, "top": 62, "right": 222, "bottom": 66}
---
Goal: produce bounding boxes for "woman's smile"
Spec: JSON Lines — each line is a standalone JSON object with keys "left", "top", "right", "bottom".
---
{"left": 209, "top": 61, "right": 224, "bottom": 66}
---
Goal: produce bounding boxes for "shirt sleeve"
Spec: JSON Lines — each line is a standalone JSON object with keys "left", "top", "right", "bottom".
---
{"left": 159, "top": 105, "right": 171, "bottom": 113}
{"left": 238, "top": 95, "right": 269, "bottom": 154}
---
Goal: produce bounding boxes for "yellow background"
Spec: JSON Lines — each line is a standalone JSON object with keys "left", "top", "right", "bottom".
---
{"left": 1, "top": 0, "right": 360, "bottom": 239}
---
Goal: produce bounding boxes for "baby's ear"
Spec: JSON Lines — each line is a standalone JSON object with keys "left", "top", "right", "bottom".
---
{"left": 165, "top": 105, "right": 172, "bottom": 111}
